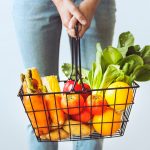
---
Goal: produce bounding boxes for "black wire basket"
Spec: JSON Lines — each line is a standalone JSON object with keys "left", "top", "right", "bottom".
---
{"left": 18, "top": 81, "right": 139, "bottom": 142}
{"left": 18, "top": 26, "right": 140, "bottom": 142}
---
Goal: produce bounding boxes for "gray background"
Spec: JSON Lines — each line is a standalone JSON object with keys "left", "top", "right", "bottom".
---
{"left": 0, "top": 0, "right": 150, "bottom": 150}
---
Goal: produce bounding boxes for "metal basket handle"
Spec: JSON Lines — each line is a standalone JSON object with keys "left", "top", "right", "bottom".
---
{"left": 68, "top": 25, "right": 85, "bottom": 91}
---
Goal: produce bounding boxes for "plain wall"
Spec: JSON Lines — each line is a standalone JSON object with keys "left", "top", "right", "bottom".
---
{"left": 0, "top": 0, "right": 150, "bottom": 150}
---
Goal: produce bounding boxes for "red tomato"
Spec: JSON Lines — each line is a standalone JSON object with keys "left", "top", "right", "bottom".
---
{"left": 63, "top": 80, "right": 91, "bottom": 100}
{"left": 63, "top": 80, "right": 82, "bottom": 92}
{"left": 85, "top": 95, "right": 108, "bottom": 115}
{"left": 71, "top": 109, "right": 92, "bottom": 123}
{"left": 81, "top": 83, "right": 91, "bottom": 100}
{"left": 61, "top": 94, "right": 84, "bottom": 115}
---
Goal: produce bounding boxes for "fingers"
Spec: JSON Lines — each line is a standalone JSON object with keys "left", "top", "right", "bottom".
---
{"left": 62, "top": 14, "right": 72, "bottom": 29}
{"left": 78, "top": 24, "right": 82, "bottom": 33}
{"left": 65, "top": 0, "right": 87, "bottom": 26}
{"left": 66, "top": 26, "right": 82, "bottom": 38}
{"left": 79, "top": 26, "right": 88, "bottom": 38}
{"left": 79, "top": 29, "right": 86, "bottom": 38}
{"left": 67, "top": 25, "right": 87, "bottom": 38}
{"left": 67, "top": 16, "right": 82, "bottom": 37}
{"left": 67, "top": 24, "right": 88, "bottom": 38}
{"left": 78, "top": 20, "right": 90, "bottom": 37}
{"left": 67, "top": 22, "right": 82, "bottom": 37}
{"left": 60, "top": 0, "right": 90, "bottom": 38}
{"left": 66, "top": 28, "right": 76, "bottom": 38}
{"left": 68, "top": 16, "right": 78, "bottom": 29}
{"left": 68, "top": 16, "right": 82, "bottom": 31}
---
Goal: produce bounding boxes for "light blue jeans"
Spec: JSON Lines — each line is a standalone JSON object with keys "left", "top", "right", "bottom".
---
{"left": 13, "top": 0, "right": 116, "bottom": 149}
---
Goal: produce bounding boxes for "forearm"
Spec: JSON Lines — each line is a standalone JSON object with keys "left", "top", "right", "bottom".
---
{"left": 84, "top": 0, "right": 101, "bottom": 5}
{"left": 52, "top": 0, "right": 62, "bottom": 8}
{"left": 83, "top": 0, "right": 101, "bottom": 10}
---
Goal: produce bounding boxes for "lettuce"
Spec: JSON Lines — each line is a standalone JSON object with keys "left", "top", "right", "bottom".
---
{"left": 119, "top": 54, "right": 144, "bottom": 75}
{"left": 118, "top": 31, "right": 134, "bottom": 48}
{"left": 99, "top": 65, "right": 124, "bottom": 89}
{"left": 101, "top": 46, "right": 123, "bottom": 72}
{"left": 62, "top": 31, "right": 150, "bottom": 90}
{"left": 131, "top": 64, "right": 150, "bottom": 81}
{"left": 88, "top": 44, "right": 102, "bottom": 89}
{"left": 141, "top": 45, "right": 150, "bottom": 64}
{"left": 61, "top": 63, "right": 89, "bottom": 80}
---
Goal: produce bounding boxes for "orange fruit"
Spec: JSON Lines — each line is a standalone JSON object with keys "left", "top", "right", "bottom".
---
{"left": 61, "top": 94, "right": 84, "bottom": 115}
{"left": 93, "top": 108, "right": 122, "bottom": 136}
{"left": 105, "top": 82, "right": 134, "bottom": 111}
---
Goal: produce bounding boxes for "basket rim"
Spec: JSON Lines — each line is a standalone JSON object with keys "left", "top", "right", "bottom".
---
{"left": 17, "top": 81, "right": 140, "bottom": 97}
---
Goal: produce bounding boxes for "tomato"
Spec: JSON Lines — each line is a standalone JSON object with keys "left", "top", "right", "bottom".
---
{"left": 63, "top": 80, "right": 82, "bottom": 92}
{"left": 61, "top": 94, "right": 84, "bottom": 115}
{"left": 71, "top": 109, "right": 92, "bottom": 123}
{"left": 81, "top": 83, "right": 91, "bottom": 100}
{"left": 63, "top": 80, "right": 91, "bottom": 100}
{"left": 85, "top": 95, "right": 108, "bottom": 115}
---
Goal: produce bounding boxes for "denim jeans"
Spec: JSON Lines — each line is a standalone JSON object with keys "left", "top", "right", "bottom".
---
{"left": 13, "top": 0, "right": 116, "bottom": 150}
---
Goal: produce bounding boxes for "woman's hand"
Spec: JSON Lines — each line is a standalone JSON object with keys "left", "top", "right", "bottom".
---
{"left": 52, "top": 0, "right": 87, "bottom": 29}
{"left": 67, "top": 0, "right": 101, "bottom": 37}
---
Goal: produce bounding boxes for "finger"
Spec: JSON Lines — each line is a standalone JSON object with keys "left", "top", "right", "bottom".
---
{"left": 66, "top": 28, "right": 76, "bottom": 38}
{"left": 69, "top": 17, "right": 82, "bottom": 33}
{"left": 62, "top": 14, "right": 72, "bottom": 28}
{"left": 65, "top": 0, "right": 87, "bottom": 26}
{"left": 79, "top": 21, "right": 91, "bottom": 37}
{"left": 68, "top": 16, "right": 78, "bottom": 29}
{"left": 78, "top": 23, "right": 82, "bottom": 32}
{"left": 79, "top": 27, "right": 87, "bottom": 38}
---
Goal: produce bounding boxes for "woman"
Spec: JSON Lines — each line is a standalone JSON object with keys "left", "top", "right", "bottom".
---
{"left": 13, "top": 0, "right": 116, "bottom": 150}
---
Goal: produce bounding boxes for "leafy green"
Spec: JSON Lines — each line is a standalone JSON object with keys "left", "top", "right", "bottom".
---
{"left": 122, "top": 75, "right": 132, "bottom": 85}
{"left": 126, "top": 45, "right": 141, "bottom": 56}
{"left": 88, "top": 62, "right": 96, "bottom": 88}
{"left": 102, "top": 46, "right": 123, "bottom": 69}
{"left": 141, "top": 45, "right": 150, "bottom": 64}
{"left": 92, "top": 63, "right": 102, "bottom": 89}
{"left": 96, "top": 43, "right": 106, "bottom": 73}
{"left": 88, "top": 62, "right": 102, "bottom": 89}
{"left": 96, "top": 43, "right": 103, "bottom": 54}
{"left": 61, "top": 63, "right": 72, "bottom": 78}
{"left": 131, "top": 64, "right": 150, "bottom": 81}
{"left": 94, "top": 45, "right": 103, "bottom": 88}
{"left": 101, "top": 55, "right": 107, "bottom": 73}
{"left": 118, "top": 47, "right": 128, "bottom": 58}
{"left": 96, "top": 43, "right": 102, "bottom": 64}
{"left": 61, "top": 63, "right": 89, "bottom": 80}
{"left": 117, "top": 31, "right": 135, "bottom": 57}
{"left": 122, "top": 62, "right": 129, "bottom": 74}
{"left": 62, "top": 31, "right": 150, "bottom": 89}
{"left": 99, "top": 65, "right": 122, "bottom": 89}
{"left": 118, "top": 31, "right": 134, "bottom": 48}
{"left": 88, "top": 46, "right": 103, "bottom": 89}
{"left": 120, "top": 54, "right": 144, "bottom": 75}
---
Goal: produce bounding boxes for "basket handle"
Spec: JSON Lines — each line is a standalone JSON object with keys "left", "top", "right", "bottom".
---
{"left": 69, "top": 24, "right": 85, "bottom": 91}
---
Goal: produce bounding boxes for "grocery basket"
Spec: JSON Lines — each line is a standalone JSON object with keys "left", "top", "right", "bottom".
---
{"left": 18, "top": 26, "right": 140, "bottom": 142}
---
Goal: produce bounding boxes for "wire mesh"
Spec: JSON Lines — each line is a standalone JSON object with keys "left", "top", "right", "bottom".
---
{"left": 18, "top": 81, "right": 139, "bottom": 142}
